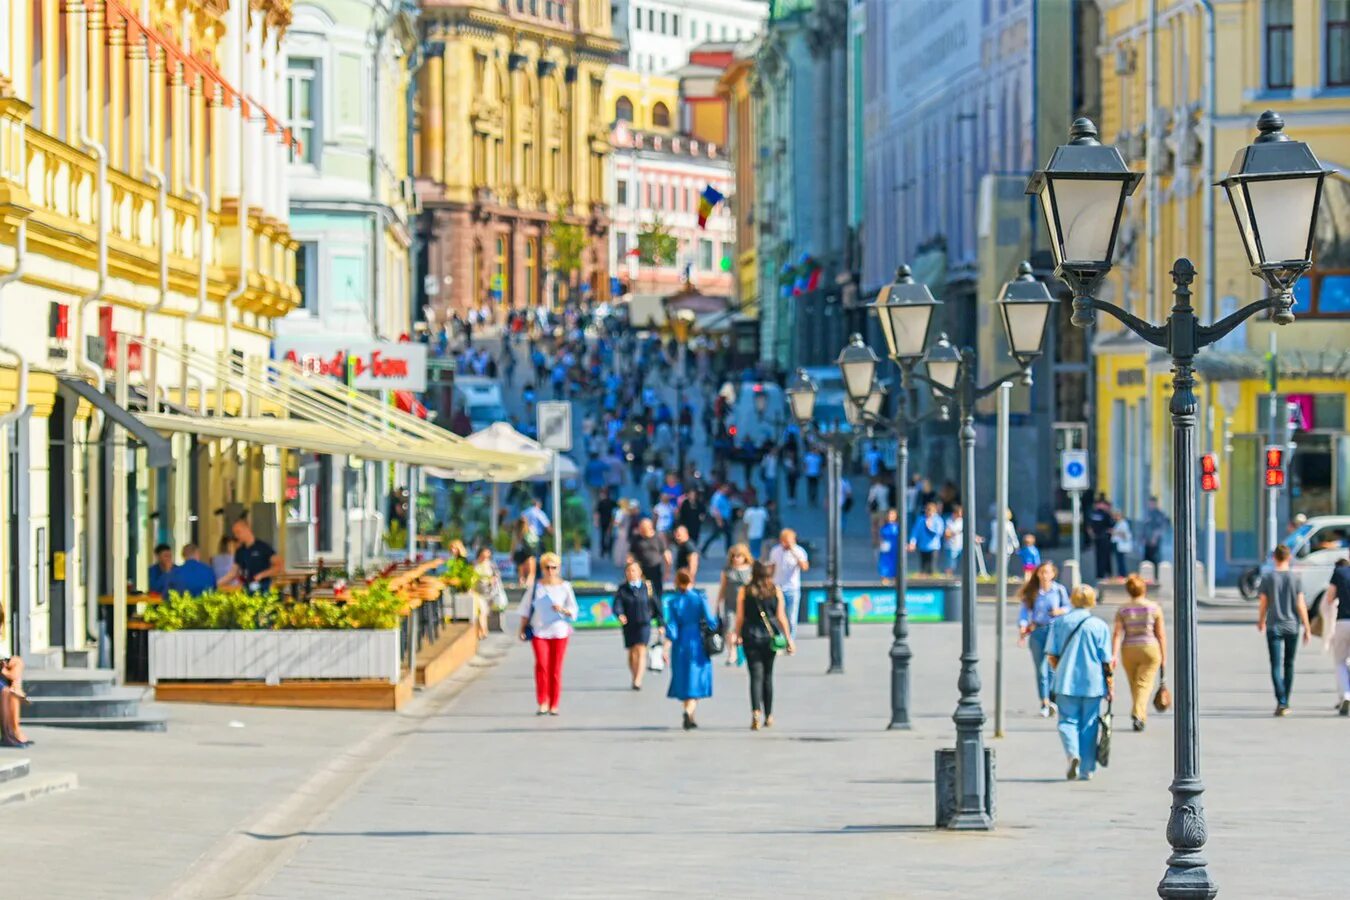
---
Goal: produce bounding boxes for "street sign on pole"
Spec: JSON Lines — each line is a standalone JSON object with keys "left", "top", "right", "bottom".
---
{"left": 1060, "top": 449, "right": 1090, "bottom": 491}
{"left": 536, "top": 401, "right": 572, "bottom": 452}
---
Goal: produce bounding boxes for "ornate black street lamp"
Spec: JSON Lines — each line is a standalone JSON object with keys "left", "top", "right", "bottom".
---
{"left": 669, "top": 308, "right": 696, "bottom": 483}
{"left": 1029, "top": 111, "right": 1327, "bottom": 899}
{"left": 868, "top": 265, "right": 946, "bottom": 729}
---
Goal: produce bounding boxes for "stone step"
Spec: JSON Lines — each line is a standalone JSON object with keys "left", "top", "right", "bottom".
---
{"left": 27, "top": 714, "right": 168, "bottom": 732}
{"left": 23, "top": 669, "right": 118, "bottom": 698}
{"left": 24, "top": 690, "right": 150, "bottom": 720}
{"left": 0, "top": 770, "right": 78, "bottom": 805}
{"left": 0, "top": 757, "right": 31, "bottom": 784}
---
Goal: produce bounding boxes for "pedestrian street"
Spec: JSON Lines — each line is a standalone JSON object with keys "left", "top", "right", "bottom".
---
{"left": 238, "top": 604, "right": 1341, "bottom": 900}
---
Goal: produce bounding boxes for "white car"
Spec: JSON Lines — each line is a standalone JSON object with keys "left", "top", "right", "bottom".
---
{"left": 1284, "top": 516, "right": 1350, "bottom": 604}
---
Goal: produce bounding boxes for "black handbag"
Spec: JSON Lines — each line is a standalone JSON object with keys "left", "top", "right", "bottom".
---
{"left": 700, "top": 602, "right": 725, "bottom": 657}
{"left": 1097, "top": 696, "right": 1113, "bottom": 767}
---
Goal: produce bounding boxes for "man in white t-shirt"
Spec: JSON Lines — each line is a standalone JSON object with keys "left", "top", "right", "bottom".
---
{"left": 768, "top": 528, "right": 810, "bottom": 639}
{"left": 743, "top": 501, "right": 769, "bottom": 549}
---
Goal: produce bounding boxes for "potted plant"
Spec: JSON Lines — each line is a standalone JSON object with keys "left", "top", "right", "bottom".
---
{"left": 560, "top": 495, "right": 591, "bottom": 579}
{"left": 442, "top": 556, "right": 480, "bottom": 620}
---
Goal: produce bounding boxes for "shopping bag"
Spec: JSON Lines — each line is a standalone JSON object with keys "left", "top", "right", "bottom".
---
{"left": 648, "top": 642, "right": 666, "bottom": 672}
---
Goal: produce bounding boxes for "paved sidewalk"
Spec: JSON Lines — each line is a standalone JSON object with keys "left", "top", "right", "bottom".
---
{"left": 239, "top": 608, "right": 1343, "bottom": 899}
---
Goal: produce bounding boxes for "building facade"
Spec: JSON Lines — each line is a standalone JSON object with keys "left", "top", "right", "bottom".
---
{"left": 608, "top": 121, "right": 734, "bottom": 298}
{"left": 860, "top": 0, "right": 1079, "bottom": 539}
{"left": 0, "top": 0, "right": 300, "bottom": 662}
{"left": 414, "top": 0, "right": 619, "bottom": 317}
{"left": 612, "top": 0, "right": 766, "bottom": 75}
{"left": 278, "top": 0, "right": 419, "bottom": 564}
{"left": 1093, "top": 0, "right": 1350, "bottom": 575}
{"left": 718, "top": 41, "right": 759, "bottom": 318}
{"left": 754, "top": 0, "right": 850, "bottom": 372}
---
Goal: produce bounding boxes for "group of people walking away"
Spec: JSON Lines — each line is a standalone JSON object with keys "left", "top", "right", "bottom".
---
{"left": 1017, "top": 562, "right": 1173, "bottom": 779}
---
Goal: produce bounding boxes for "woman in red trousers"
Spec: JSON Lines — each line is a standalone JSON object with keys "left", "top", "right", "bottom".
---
{"left": 518, "top": 552, "right": 579, "bottom": 715}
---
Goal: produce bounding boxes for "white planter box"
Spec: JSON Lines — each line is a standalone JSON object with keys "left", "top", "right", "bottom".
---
{"left": 149, "top": 629, "right": 401, "bottom": 685}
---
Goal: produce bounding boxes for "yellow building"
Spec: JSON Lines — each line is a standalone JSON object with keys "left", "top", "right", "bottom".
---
{"left": 414, "top": 0, "right": 621, "bottom": 315}
{"left": 605, "top": 67, "right": 679, "bottom": 133}
{"left": 717, "top": 44, "right": 757, "bottom": 317}
{"left": 1094, "top": 0, "right": 1350, "bottom": 572}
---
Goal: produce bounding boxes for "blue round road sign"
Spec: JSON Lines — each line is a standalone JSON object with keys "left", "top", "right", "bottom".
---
{"left": 1066, "top": 461, "right": 1085, "bottom": 478}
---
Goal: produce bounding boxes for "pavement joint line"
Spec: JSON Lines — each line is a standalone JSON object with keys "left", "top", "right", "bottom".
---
{"left": 156, "top": 635, "right": 517, "bottom": 900}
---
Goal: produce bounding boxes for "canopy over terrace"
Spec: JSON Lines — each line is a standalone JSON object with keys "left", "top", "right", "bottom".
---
{"left": 131, "top": 341, "right": 539, "bottom": 481}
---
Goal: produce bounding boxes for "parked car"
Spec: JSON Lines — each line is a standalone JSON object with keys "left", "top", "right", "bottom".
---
{"left": 1238, "top": 515, "right": 1350, "bottom": 602}
{"left": 452, "top": 376, "right": 509, "bottom": 433}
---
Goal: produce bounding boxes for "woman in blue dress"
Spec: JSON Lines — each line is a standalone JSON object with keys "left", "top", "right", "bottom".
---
{"left": 878, "top": 508, "right": 900, "bottom": 584}
{"left": 663, "top": 569, "right": 717, "bottom": 730}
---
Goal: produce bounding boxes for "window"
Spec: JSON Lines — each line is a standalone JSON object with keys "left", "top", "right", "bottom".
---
{"left": 1291, "top": 268, "right": 1350, "bottom": 316}
{"left": 616, "top": 179, "right": 628, "bottom": 205}
{"left": 706, "top": 22, "right": 712, "bottom": 39}
{"left": 616, "top": 232, "right": 629, "bottom": 259}
{"left": 652, "top": 102, "right": 670, "bottom": 128}
{"left": 615, "top": 95, "right": 634, "bottom": 122}
{"left": 295, "top": 241, "right": 318, "bottom": 312}
{"left": 286, "top": 59, "right": 319, "bottom": 164}
{"left": 699, "top": 239, "right": 714, "bottom": 271}
{"left": 1329, "top": 0, "right": 1350, "bottom": 87}
{"left": 690, "top": 17, "right": 697, "bottom": 37}
{"left": 647, "top": 9, "right": 654, "bottom": 30}
{"left": 660, "top": 11, "right": 667, "bottom": 33}
{"left": 673, "top": 14, "right": 680, "bottom": 34}
{"left": 1265, "top": 0, "right": 1294, "bottom": 90}
{"left": 524, "top": 239, "right": 537, "bottom": 307}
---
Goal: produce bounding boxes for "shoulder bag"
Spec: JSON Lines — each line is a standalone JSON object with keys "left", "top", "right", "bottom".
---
{"left": 522, "top": 581, "right": 539, "bottom": 641}
{"left": 698, "top": 592, "right": 725, "bottom": 657}
{"left": 1096, "top": 695, "right": 1113, "bottom": 767}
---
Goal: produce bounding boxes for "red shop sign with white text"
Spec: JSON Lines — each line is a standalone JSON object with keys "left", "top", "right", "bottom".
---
{"left": 273, "top": 339, "right": 427, "bottom": 392}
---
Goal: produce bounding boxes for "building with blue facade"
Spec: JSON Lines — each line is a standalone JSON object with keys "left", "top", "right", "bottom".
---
{"left": 860, "top": 0, "right": 1088, "bottom": 542}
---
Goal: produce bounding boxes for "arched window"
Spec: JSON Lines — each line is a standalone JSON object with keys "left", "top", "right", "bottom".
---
{"left": 615, "top": 96, "right": 634, "bottom": 123}
{"left": 524, "top": 238, "right": 537, "bottom": 307}
{"left": 652, "top": 102, "right": 670, "bottom": 128}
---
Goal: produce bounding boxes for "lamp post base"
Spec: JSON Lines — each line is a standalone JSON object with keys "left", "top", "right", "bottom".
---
{"left": 888, "top": 642, "right": 912, "bottom": 729}
{"left": 826, "top": 600, "right": 846, "bottom": 674}
{"left": 1157, "top": 870, "right": 1218, "bottom": 900}
{"left": 934, "top": 746, "right": 996, "bottom": 830}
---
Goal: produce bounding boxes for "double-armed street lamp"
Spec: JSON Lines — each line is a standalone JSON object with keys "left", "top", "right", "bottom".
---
{"left": 861, "top": 264, "right": 1053, "bottom": 733}
{"left": 785, "top": 336, "right": 881, "bottom": 674}
{"left": 1028, "top": 111, "right": 1327, "bottom": 899}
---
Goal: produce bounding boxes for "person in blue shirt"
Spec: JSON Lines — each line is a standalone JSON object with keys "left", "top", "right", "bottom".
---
{"left": 148, "top": 544, "right": 175, "bottom": 594}
{"left": 1017, "top": 533, "right": 1042, "bottom": 578}
{"left": 164, "top": 544, "right": 218, "bottom": 597}
{"left": 908, "top": 502, "right": 945, "bottom": 574}
{"left": 1047, "top": 584, "right": 1114, "bottom": 781}
{"left": 700, "top": 485, "right": 735, "bottom": 555}
{"left": 1017, "top": 562, "right": 1072, "bottom": 717}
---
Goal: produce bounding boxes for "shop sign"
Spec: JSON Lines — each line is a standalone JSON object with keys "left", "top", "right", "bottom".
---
{"left": 274, "top": 339, "right": 427, "bottom": 391}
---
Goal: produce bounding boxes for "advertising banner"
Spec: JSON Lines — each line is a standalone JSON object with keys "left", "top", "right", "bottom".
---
{"left": 274, "top": 339, "right": 428, "bottom": 391}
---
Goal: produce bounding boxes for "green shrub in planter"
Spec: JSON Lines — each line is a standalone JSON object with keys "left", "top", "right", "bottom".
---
{"left": 143, "top": 580, "right": 405, "bottom": 631}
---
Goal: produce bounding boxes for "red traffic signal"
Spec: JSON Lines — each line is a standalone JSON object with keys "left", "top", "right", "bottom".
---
{"left": 1199, "top": 454, "right": 1220, "bottom": 493}
{"left": 1265, "top": 446, "right": 1285, "bottom": 488}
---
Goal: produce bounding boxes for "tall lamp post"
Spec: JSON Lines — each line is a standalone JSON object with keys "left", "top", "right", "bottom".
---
{"left": 1029, "top": 112, "right": 1326, "bottom": 898}
{"left": 903, "top": 266, "right": 1056, "bottom": 831}
{"left": 868, "top": 265, "right": 946, "bottom": 729}
{"left": 670, "top": 309, "right": 696, "bottom": 484}
{"left": 785, "top": 335, "right": 880, "bottom": 674}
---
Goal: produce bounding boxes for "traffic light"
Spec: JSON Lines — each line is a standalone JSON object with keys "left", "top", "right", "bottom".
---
{"left": 1265, "top": 446, "right": 1285, "bottom": 487}
{"left": 1199, "top": 453, "right": 1219, "bottom": 493}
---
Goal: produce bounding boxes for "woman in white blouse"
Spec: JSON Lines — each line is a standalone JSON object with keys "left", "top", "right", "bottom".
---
{"left": 518, "top": 552, "right": 579, "bottom": 715}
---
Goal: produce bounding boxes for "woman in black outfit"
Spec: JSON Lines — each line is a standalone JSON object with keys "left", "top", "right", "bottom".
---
{"left": 733, "top": 560, "right": 796, "bottom": 729}
{"left": 613, "top": 561, "right": 664, "bottom": 689}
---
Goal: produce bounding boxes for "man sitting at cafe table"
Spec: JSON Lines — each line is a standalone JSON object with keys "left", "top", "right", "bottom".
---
{"left": 232, "top": 518, "right": 283, "bottom": 594}
{"left": 148, "top": 543, "right": 175, "bottom": 595}
{"left": 164, "top": 544, "right": 217, "bottom": 597}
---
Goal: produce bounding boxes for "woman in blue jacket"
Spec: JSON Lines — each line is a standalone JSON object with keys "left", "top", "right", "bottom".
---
{"left": 1047, "top": 584, "right": 1114, "bottom": 781}
{"left": 908, "top": 502, "right": 945, "bottom": 574}
{"left": 663, "top": 569, "right": 717, "bottom": 730}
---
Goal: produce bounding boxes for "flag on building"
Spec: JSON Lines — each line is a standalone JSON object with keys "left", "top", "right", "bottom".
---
{"left": 696, "top": 185, "right": 725, "bottom": 228}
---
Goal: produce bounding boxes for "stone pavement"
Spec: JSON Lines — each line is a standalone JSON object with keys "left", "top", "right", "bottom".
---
{"left": 233, "top": 604, "right": 1338, "bottom": 899}
{"left": 8, "top": 601, "right": 1341, "bottom": 899}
